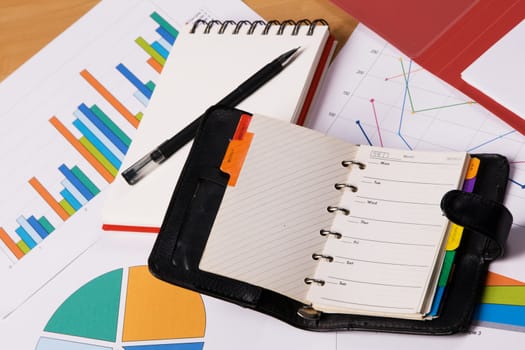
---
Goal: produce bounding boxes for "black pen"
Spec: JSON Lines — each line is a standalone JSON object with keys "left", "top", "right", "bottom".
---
{"left": 122, "top": 47, "right": 301, "bottom": 185}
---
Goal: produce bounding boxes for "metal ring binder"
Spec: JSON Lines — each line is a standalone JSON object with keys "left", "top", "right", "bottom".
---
{"left": 304, "top": 277, "right": 325, "bottom": 286}
{"left": 334, "top": 183, "right": 358, "bottom": 192}
{"left": 341, "top": 160, "right": 366, "bottom": 169}
{"left": 190, "top": 19, "right": 328, "bottom": 36}
{"left": 297, "top": 305, "right": 321, "bottom": 320}
{"left": 327, "top": 205, "right": 350, "bottom": 215}
{"left": 312, "top": 253, "right": 334, "bottom": 262}
{"left": 320, "top": 229, "right": 342, "bottom": 239}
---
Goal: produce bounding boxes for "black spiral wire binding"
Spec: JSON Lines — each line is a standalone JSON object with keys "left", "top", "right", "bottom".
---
{"left": 189, "top": 19, "right": 329, "bottom": 36}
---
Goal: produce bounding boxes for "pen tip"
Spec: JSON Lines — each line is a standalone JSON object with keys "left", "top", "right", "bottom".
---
{"left": 279, "top": 47, "right": 301, "bottom": 66}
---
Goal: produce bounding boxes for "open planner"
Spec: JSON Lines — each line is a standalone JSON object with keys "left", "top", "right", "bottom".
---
{"left": 102, "top": 19, "right": 336, "bottom": 232}
{"left": 149, "top": 106, "right": 512, "bottom": 334}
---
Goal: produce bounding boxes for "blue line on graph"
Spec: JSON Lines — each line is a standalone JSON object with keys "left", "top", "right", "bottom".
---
{"left": 467, "top": 130, "right": 517, "bottom": 152}
{"left": 355, "top": 120, "right": 373, "bottom": 145}
{"left": 116, "top": 63, "right": 152, "bottom": 99}
{"left": 397, "top": 59, "right": 413, "bottom": 150}
{"left": 510, "top": 178, "right": 525, "bottom": 189}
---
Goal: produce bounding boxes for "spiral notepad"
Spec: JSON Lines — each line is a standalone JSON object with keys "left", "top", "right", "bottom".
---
{"left": 102, "top": 19, "right": 336, "bottom": 232}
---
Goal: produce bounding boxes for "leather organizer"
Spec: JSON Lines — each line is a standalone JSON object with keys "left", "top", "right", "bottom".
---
{"left": 148, "top": 106, "right": 512, "bottom": 335}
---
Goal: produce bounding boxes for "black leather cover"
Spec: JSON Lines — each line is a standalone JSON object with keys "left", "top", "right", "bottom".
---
{"left": 148, "top": 106, "right": 512, "bottom": 335}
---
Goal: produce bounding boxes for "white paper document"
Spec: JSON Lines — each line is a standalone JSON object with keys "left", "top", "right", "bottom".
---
{"left": 461, "top": 20, "right": 525, "bottom": 120}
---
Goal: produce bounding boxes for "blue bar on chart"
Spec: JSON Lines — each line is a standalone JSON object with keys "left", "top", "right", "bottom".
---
{"left": 15, "top": 226, "right": 37, "bottom": 249}
{"left": 16, "top": 216, "right": 44, "bottom": 244}
{"left": 116, "top": 63, "right": 154, "bottom": 100}
{"left": 151, "top": 41, "right": 169, "bottom": 59}
{"left": 77, "top": 103, "right": 129, "bottom": 155}
{"left": 151, "top": 11, "right": 179, "bottom": 44}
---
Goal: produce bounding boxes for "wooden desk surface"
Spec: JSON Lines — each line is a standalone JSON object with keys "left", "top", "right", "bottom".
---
{"left": 0, "top": 0, "right": 357, "bottom": 82}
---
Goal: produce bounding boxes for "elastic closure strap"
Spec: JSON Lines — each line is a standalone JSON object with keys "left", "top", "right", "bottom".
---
{"left": 440, "top": 190, "right": 513, "bottom": 260}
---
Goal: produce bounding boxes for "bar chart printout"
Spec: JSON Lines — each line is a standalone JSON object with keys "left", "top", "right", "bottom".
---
{"left": 0, "top": 0, "right": 259, "bottom": 318}
{"left": 0, "top": 8, "right": 175, "bottom": 263}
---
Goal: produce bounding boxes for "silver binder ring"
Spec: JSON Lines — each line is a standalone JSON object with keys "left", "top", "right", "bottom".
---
{"left": 312, "top": 253, "right": 334, "bottom": 262}
{"left": 334, "top": 183, "right": 358, "bottom": 192}
{"left": 304, "top": 277, "right": 325, "bottom": 286}
{"left": 320, "top": 229, "right": 342, "bottom": 239}
{"left": 341, "top": 160, "right": 366, "bottom": 169}
{"left": 327, "top": 205, "right": 350, "bottom": 215}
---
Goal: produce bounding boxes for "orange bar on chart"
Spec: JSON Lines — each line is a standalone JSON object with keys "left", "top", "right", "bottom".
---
{"left": 80, "top": 69, "right": 140, "bottom": 128}
{"left": 147, "top": 57, "right": 163, "bottom": 73}
{"left": 28, "top": 177, "right": 70, "bottom": 221}
{"left": 486, "top": 271, "right": 525, "bottom": 286}
{"left": 0, "top": 227, "right": 25, "bottom": 259}
{"left": 49, "top": 116, "right": 115, "bottom": 183}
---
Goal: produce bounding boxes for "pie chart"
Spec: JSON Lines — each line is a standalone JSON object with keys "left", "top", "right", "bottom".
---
{"left": 36, "top": 266, "right": 206, "bottom": 349}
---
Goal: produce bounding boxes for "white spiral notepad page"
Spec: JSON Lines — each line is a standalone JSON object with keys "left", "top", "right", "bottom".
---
{"left": 102, "top": 21, "right": 334, "bottom": 232}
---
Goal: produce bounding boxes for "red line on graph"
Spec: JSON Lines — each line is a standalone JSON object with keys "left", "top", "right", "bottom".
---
{"left": 370, "top": 98, "right": 383, "bottom": 147}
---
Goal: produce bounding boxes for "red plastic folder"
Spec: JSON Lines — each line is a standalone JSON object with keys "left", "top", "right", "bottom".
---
{"left": 331, "top": 0, "right": 525, "bottom": 134}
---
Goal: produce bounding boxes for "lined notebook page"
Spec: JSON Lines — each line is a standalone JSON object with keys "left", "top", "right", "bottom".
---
{"left": 199, "top": 116, "right": 359, "bottom": 303}
{"left": 306, "top": 146, "right": 468, "bottom": 317}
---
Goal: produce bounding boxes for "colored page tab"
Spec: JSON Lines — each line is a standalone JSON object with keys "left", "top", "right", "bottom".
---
{"left": 220, "top": 114, "right": 253, "bottom": 186}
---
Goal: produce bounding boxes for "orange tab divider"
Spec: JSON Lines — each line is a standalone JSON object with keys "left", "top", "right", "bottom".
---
{"left": 220, "top": 114, "right": 253, "bottom": 186}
